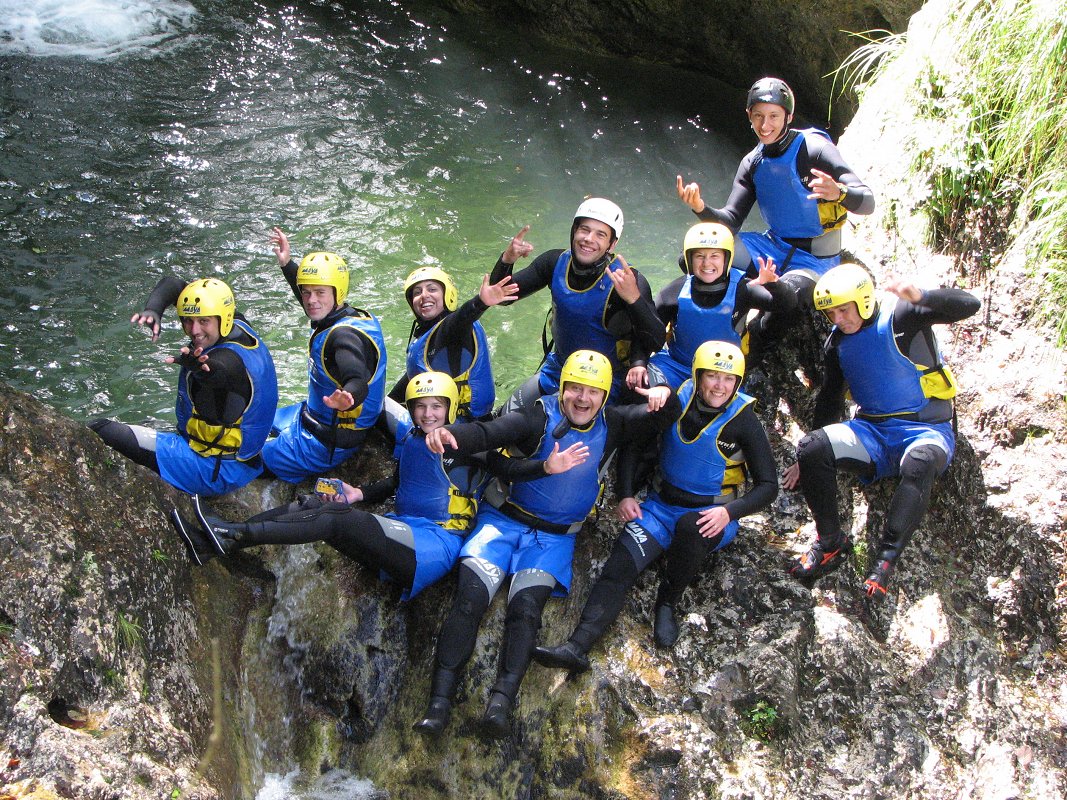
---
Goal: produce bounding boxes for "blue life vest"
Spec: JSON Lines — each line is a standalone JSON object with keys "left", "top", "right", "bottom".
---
{"left": 658, "top": 381, "right": 751, "bottom": 497}
{"left": 393, "top": 419, "right": 477, "bottom": 532}
{"left": 176, "top": 319, "right": 278, "bottom": 461}
{"left": 667, "top": 270, "right": 744, "bottom": 366}
{"left": 837, "top": 300, "right": 930, "bottom": 419}
{"left": 406, "top": 317, "right": 494, "bottom": 420}
{"left": 306, "top": 312, "right": 386, "bottom": 432}
{"left": 550, "top": 251, "right": 627, "bottom": 374}
{"left": 506, "top": 394, "right": 608, "bottom": 527}
{"left": 753, "top": 128, "right": 846, "bottom": 240}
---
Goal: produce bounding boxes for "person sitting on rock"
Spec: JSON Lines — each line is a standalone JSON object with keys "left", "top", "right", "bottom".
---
{"left": 627, "top": 222, "right": 796, "bottom": 392}
{"left": 783, "top": 264, "right": 980, "bottom": 597}
{"left": 533, "top": 342, "right": 777, "bottom": 674}
{"left": 90, "top": 277, "right": 278, "bottom": 497}
{"left": 412, "top": 350, "right": 665, "bottom": 739}
{"left": 389, "top": 265, "right": 517, "bottom": 422}
{"left": 261, "top": 228, "right": 387, "bottom": 483}
{"left": 489, "top": 198, "right": 666, "bottom": 409}
{"left": 676, "top": 77, "right": 875, "bottom": 348}
{"left": 169, "top": 373, "right": 582, "bottom": 601}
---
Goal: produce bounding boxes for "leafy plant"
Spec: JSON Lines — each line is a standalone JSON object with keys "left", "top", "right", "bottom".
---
{"left": 116, "top": 613, "right": 144, "bottom": 650}
{"left": 151, "top": 548, "right": 170, "bottom": 564}
{"left": 741, "top": 699, "right": 786, "bottom": 742}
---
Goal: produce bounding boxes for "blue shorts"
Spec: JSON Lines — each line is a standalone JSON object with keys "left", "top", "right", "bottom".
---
{"left": 842, "top": 417, "right": 955, "bottom": 483}
{"left": 647, "top": 351, "right": 691, "bottom": 392}
{"left": 537, "top": 350, "right": 626, "bottom": 404}
{"left": 262, "top": 403, "right": 363, "bottom": 483}
{"left": 633, "top": 492, "right": 739, "bottom": 552}
{"left": 156, "top": 432, "right": 263, "bottom": 497}
{"left": 459, "top": 506, "right": 576, "bottom": 596}
{"left": 389, "top": 514, "right": 465, "bottom": 601}
{"left": 740, "top": 230, "right": 840, "bottom": 280}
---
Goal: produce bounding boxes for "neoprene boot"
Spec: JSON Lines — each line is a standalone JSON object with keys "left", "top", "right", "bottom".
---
{"left": 863, "top": 555, "right": 896, "bottom": 598}
{"left": 191, "top": 494, "right": 245, "bottom": 556}
{"left": 481, "top": 691, "right": 513, "bottom": 740}
{"left": 413, "top": 668, "right": 457, "bottom": 737}
{"left": 531, "top": 641, "right": 590, "bottom": 674}
{"left": 168, "top": 509, "right": 217, "bottom": 566}
{"left": 790, "top": 533, "right": 852, "bottom": 581}
{"left": 653, "top": 603, "right": 680, "bottom": 649}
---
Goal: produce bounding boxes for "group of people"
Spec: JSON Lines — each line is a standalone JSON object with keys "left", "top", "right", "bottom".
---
{"left": 91, "top": 77, "right": 980, "bottom": 739}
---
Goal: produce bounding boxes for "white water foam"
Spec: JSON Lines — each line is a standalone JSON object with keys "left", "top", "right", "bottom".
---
{"left": 0, "top": 0, "right": 198, "bottom": 58}
{"left": 256, "top": 768, "right": 382, "bottom": 800}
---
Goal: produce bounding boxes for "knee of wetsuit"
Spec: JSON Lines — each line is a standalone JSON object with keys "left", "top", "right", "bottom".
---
{"left": 88, "top": 417, "right": 111, "bottom": 433}
{"left": 796, "top": 429, "right": 834, "bottom": 470}
{"left": 454, "top": 571, "right": 491, "bottom": 618}
{"left": 899, "top": 444, "right": 946, "bottom": 487}
{"left": 781, "top": 271, "right": 816, "bottom": 309}
{"left": 505, "top": 588, "right": 547, "bottom": 631}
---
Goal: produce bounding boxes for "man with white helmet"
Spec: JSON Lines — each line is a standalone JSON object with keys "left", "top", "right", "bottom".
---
{"left": 91, "top": 276, "right": 278, "bottom": 497}
{"left": 490, "top": 198, "right": 665, "bottom": 407}
{"left": 264, "top": 228, "right": 387, "bottom": 482}
{"left": 783, "top": 264, "right": 980, "bottom": 597}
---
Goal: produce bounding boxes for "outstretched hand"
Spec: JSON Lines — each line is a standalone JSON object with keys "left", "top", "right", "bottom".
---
{"left": 544, "top": 441, "right": 590, "bottom": 475}
{"left": 634, "top": 383, "right": 670, "bottom": 412}
{"left": 131, "top": 310, "right": 162, "bottom": 341}
{"left": 753, "top": 256, "right": 779, "bottom": 285}
{"left": 626, "top": 365, "right": 648, "bottom": 391}
{"left": 882, "top": 277, "right": 924, "bottom": 304}
{"left": 606, "top": 256, "right": 640, "bottom": 304}
{"left": 479, "top": 273, "right": 520, "bottom": 307}
{"left": 270, "top": 226, "right": 291, "bottom": 266}
{"left": 676, "top": 175, "right": 706, "bottom": 213}
{"left": 323, "top": 388, "right": 355, "bottom": 411}
{"left": 806, "top": 168, "right": 842, "bottom": 201}
{"left": 425, "top": 426, "right": 458, "bottom": 455}
{"left": 166, "top": 345, "right": 211, "bottom": 372}
{"left": 503, "top": 225, "right": 534, "bottom": 264}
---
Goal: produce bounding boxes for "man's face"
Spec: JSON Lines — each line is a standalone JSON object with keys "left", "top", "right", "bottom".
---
{"left": 824, "top": 302, "right": 864, "bottom": 334}
{"left": 747, "top": 102, "right": 791, "bottom": 145}
{"left": 300, "top": 284, "right": 337, "bottom": 322}
{"left": 571, "top": 219, "right": 616, "bottom": 267}
{"left": 698, "top": 370, "right": 739, "bottom": 409}
{"left": 181, "top": 315, "right": 221, "bottom": 350}
{"left": 560, "top": 381, "right": 607, "bottom": 428}
{"left": 689, "top": 248, "right": 728, "bottom": 283}
{"left": 409, "top": 279, "right": 446, "bottom": 322}
{"left": 411, "top": 396, "right": 449, "bottom": 433}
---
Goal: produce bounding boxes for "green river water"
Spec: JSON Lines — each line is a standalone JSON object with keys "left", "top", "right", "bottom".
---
{"left": 0, "top": 0, "right": 748, "bottom": 425}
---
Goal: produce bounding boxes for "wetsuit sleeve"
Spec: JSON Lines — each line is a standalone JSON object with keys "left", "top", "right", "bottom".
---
{"left": 803, "top": 135, "right": 876, "bottom": 215}
{"left": 812, "top": 342, "right": 848, "bottom": 429}
{"left": 325, "top": 325, "right": 375, "bottom": 409}
{"left": 736, "top": 277, "right": 798, "bottom": 315}
{"left": 488, "top": 249, "right": 562, "bottom": 300}
{"left": 720, "top": 407, "right": 778, "bottom": 520}
{"left": 892, "top": 288, "right": 981, "bottom": 330}
{"left": 281, "top": 258, "right": 302, "bottom": 303}
{"left": 614, "top": 394, "right": 680, "bottom": 498}
{"left": 388, "top": 374, "right": 409, "bottom": 404}
{"left": 655, "top": 277, "right": 684, "bottom": 328}
{"left": 425, "top": 296, "right": 489, "bottom": 349}
{"left": 360, "top": 463, "right": 400, "bottom": 504}
{"left": 142, "top": 276, "right": 188, "bottom": 317}
{"left": 484, "top": 450, "right": 552, "bottom": 483}
{"left": 443, "top": 404, "right": 546, "bottom": 455}
{"left": 183, "top": 348, "right": 254, "bottom": 424}
{"left": 606, "top": 270, "right": 667, "bottom": 364}
{"left": 696, "top": 150, "right": 759, "bottom": 230}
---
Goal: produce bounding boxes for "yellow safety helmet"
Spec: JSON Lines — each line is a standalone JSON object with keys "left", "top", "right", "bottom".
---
{"left": 692, "top": 340, "right": 745, "bottom": 385}
{"left": 559, "top": 349, "right": 613, "bottom": 398}
{"left": 813, "top": 264, "right": 877, "bottom": 321}
{"left": 297, "top": 252, "right": 349, "bottom": 306}
{"left": 405, "top": 371, "right": 460, "bottom": 425}
{"left": 404, "top": 266, "right": 459, "bottom": 312}
{"left": 682, "top": 222, "right": 734, "bottom": 274}
{"left": 177, "top": 278, "right": 235, "bottom": 337}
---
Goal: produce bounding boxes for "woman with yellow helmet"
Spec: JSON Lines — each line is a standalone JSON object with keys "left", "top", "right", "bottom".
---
{"left": 90, "top": 275, "right": 278, "bottom": 497}
{"left": 392, "top": 264, "right": 517, "bottom": 421}
{"left": 262, "top": 227, "right": 387, "bottom": 482}
{"left": 535, "top": 340, "right": 778, "bottom": 673}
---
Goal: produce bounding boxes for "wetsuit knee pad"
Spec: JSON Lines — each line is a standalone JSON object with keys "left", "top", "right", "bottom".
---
{"left": 674, "top": 512, "right": 723, "bottom": 554}
{"left": 505, "top": 585, "right": 551, "bottom": 627}
{"left": 453, "top": 565, "right": 492, "bottom": 617}
{"left": 781, "top": 271, "right": 816, "bottom": 309}
{"left": 900, "top": 444, "right": 947, "bottom": 486}
{"left": 797, "top": 429, "right": 834, "bottom": 469}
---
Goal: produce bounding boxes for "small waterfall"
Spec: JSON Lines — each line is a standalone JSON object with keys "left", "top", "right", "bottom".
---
{"left": 0, "top": 0, "right": 198, "bottom": 58}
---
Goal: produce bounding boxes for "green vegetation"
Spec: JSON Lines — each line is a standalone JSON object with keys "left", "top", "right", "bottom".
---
{"left": 116, "top": 612, "right": 144, "bottom": 651}
{"left": 838, "top": 0, "right": 1067, "bottom": 342}
{"left": 741, "top": 699, "right": 786, "bottom": 743}
{"left": 151, "top": 548, "right": 170, "bottom": 564}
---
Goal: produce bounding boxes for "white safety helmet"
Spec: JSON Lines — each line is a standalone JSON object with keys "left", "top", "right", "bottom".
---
{"left": 573, "top": 197, "right": 624, "bottom": 241}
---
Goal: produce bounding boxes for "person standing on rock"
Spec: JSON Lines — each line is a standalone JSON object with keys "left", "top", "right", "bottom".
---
{"left": 627, "top": 222, "right": 796, "bottom": 391}
{"left": 389, "top": 264, "right": 517, "bottom": 422}
{"left": 170, "top": 373, "right": 582, "bottom": 600}
{"left": 412, "top": 350, "right": 666, "bottom": 739}
{"left": 490, "top": 198, "right": 666, "bottom": 408}
{"left": 90, "top": 277, "right": 278, "bottom": 497}
{"left": 676, "top": 77, "right": 875, "bottom": 349}
{"left": 783, "top": 264, "right": 980, "bottom": 596}
{"left": 533, "top": 342, "right": 777, "bottom": 674}
{"left": 262, "top": 228, "right": 386, "bottom": 482}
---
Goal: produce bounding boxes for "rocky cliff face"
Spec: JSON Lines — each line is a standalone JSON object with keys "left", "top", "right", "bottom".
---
{"left": 426, "top": 0, "right": 924, "bottom": 130}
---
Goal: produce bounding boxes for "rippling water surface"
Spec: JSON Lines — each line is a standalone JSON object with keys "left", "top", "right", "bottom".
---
{"left": 0, "top": 0, "right": 747, "bottom": 422}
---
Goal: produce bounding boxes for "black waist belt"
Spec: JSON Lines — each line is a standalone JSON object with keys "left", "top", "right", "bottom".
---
{"left": 782, "top": 235, "right": 840, "bottom": 259}
{"left": 300, "top": 407, "right": 366, "bottom": 450}
{"left": 658, "top": 481, "right": 737, "bottom": 508}
{"left": 496, "top": 500, "right": 583, "bottom": 535}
